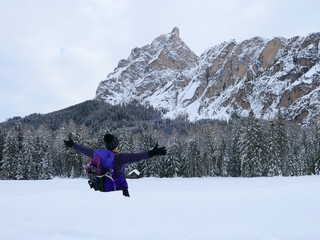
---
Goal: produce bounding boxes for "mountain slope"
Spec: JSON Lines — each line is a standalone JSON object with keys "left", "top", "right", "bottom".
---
{"left": 0, "top": 100, "right": 162, "bottom": 132}
{"left": 96, "top": 28, "right": 320, "bottom": 124}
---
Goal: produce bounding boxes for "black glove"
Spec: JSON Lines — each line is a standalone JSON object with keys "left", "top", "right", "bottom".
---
{"left": 64, "top": 137, "right": 75, "bottom": 148}
{"left": 148, "top": 144, "right": 167, "bottom": 157}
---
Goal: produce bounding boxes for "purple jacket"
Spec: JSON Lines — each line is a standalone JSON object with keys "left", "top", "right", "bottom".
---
{"left": 73, "top": 144, "right": 150, "bottom": 196}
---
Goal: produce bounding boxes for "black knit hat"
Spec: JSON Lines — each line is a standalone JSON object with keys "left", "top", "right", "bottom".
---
{"left": 104, "top": 134, "right": 119, "bottom": 150}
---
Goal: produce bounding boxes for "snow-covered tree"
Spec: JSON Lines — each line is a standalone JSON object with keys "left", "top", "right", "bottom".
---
{"left": 183, "top": 138, "right": 201, "bottom": 177}
{"left": 20, "top": 126, "right": 36, "bottom": 180}
{"left": 137, "top": 131, "right": 156, "bottom": 177}
{"left": 164, "top": 132, "right": 181, "bottom": 177}
{"left": 221, "top": 138, "right": 231, "bottom": 177}
{"left": 201, "top": 126, "right": 222, "bottom": 177}
{"left": 53, "top": 121, "right": 69, "bottom": 177}
{"left": 16, "top": 123, "right": 23, "bottom": 152}
{"left": 240, "top": 111, "right": 264, "bottom": 177}
{"left": 229, "top": 120, "right": 242, "bottom": 177}
{"left": 36, "top": 124, "right": 54, "bottom": 179}
{"left": 303, "top": 124, "right": 320, "bottom": 175}
{"left": 202, "top": 126, "right": 215, "bottom": 176}
{"left": 275, "top": 110, "right": 289, "bottom": 176}
{"left": 265, "top": 120, "right": 282, "bottom": 176}
{"left": 1, "top": 125, "right": 22, "bottom": 179}
{"left": 77, "top": 124, "right": 94, "bottom": 177}
{"left": 66, "top": 120, "right": 81, "bottom": 178}
{"left": 94, "top": 127, "right": 111, "bottom": 149}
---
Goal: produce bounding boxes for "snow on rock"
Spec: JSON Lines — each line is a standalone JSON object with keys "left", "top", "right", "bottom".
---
{"left": 96, "top": 28, "right": 320, "bottom": 124}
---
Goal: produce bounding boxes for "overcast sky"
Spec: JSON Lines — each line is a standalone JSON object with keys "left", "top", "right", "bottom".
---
{"left": 1, "top": 0, "right": 319, "bottom": 122}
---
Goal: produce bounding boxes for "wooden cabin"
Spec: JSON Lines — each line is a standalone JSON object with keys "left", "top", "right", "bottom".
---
{"left": 128, "top": 169, "right": 141, "bottom": 179}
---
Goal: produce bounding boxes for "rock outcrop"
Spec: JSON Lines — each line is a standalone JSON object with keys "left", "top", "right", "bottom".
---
{"left": 96, "top": 28, "right": 320, "bottom": 124}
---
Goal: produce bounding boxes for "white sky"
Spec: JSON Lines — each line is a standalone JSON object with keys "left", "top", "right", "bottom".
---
{"left": 0, "top": 0, "right": 319, "bottom": 122}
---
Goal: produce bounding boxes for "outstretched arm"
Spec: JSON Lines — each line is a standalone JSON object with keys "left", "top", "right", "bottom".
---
{"left": 116, "top": 144, "right": 167, "bottom": 165}
{"left": 73, "top": 144, "right": 95, "bottom": 158}
{"left": 116, "top": 152, "right": 150, "bottom": 165}
{"left": 64, "top": 137, "right": 95, "bottom": 158}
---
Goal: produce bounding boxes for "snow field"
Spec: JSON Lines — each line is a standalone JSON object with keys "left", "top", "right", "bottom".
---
{"left": 1, "top": 176, "right": 320, "bottom": 240}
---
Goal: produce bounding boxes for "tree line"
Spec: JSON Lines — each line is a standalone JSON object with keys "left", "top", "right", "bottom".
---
{"left": 0, "top": 103, "right": 319, "bottom": 180}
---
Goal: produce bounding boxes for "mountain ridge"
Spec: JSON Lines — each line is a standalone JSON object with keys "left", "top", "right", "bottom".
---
{"left": 96, "top": 28, "right": 320, "bottom": 124}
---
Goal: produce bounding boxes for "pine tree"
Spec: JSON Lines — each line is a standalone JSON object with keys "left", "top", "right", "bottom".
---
{"left": 207, "top": 127, "right": 224, "bottom": 177}
{"left": 66, "top": 120, "right": 81, "bottom": 178}
{"left": 240, "top": 111, "right": 264, "bottom": 177}
{"left": 137, "top": 131, "right": 156, "bottom": 177}
{"left": 290, "top": 124, "right": 305, "bottom": 176}
{"left": 229, "top": 120, "right": 242, "bottom": 177}
{"left": 53, "top": 121, "right": 69, "bottom": 177}
{"left": 303, "top": 124, "right": 319, "bottom": 175}
{"left": 37, "top": 124, "right": 54, "bottom": 179}
{"left": 203, "top": 126, "right": 215, "bottom": 176}
{"left": 77, "top": 124, "right": 94, "bottom": 177}
{"left": 1, "top": 125, "right": 21, "bottom": 179}
{"left": 20, "top": 126, "right": 35, "bottom": 180}
{"left": 221, "top": 138, "right": 230, "bottom": 177}
{"left": 276, "top": 109, "right": 289, "bottom": 176}
{"left": 300, "top": 131, "right": 308, "bottom": 175}
{"left": 165, "top": 132, "right": 181, "bottom": 177}
{"left": 266, "top": 120, "right": 282, "bottom": 176}
{"left": 183, "top": 139, "right": 201, "bottom": 177}
{"left": 217, "top": 138, "right": 229, "bottom": 177}
{"left": 16, "top": 123, "right": 23, "bottom": 151}
{"left": 119, "top": 130, "right": 136, "bottom": 153}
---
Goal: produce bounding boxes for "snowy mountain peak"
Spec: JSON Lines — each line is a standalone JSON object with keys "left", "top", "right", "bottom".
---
{"left": 171, "top": 26, "right": 179, "bottom": 35}
{"left": 96, "top": 29, "right": 320, "bottom": 124}
{"left": 152, "top": 27, "right": 180, "bottom": 45}
{"left": 95, "top": 28, "right": 198, "bottom": 109}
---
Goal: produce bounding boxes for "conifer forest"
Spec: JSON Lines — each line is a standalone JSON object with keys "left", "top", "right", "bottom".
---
{"left": 0, "top": 100, "right": 319, "bottom": 180}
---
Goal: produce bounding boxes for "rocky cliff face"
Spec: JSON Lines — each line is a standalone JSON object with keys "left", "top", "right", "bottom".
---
{"left": 96, "top": 28, "right": 320, "bottom": 124}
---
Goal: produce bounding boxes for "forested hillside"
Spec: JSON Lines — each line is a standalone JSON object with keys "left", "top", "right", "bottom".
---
{"left": 0, "top": 100, "right": 319, "bottom": 179}
{"left": 0, "top": 100, "right": 162, "bottom": 131}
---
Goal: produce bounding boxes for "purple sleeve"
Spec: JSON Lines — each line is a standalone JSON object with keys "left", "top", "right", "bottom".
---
{"left": 72, "top": 144, "right": 95, "bottom": 158}
{"left": 116, "top": 152, "right": 150, "bottom": 165}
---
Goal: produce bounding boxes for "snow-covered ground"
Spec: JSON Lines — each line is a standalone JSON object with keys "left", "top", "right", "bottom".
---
{"left": 1, "top": 176, "right": 320, "bottom": 240}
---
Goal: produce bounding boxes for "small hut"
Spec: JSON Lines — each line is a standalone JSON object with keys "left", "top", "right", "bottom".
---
{"left": 128, "top": 169, "right": 140, "bottom": 179}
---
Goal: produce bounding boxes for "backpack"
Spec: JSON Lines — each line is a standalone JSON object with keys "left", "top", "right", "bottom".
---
{"left": 85, "top": 150, "right": 116, "bottom": 192}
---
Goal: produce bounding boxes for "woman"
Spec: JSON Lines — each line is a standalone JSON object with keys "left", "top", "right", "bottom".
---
{"left": 64, "top": 134, "right": 166, "bottom": 197}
